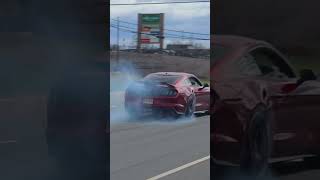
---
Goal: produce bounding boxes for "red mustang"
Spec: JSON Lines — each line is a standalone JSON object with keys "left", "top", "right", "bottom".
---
{"left": 125, "top": 72, "right": 210, "bottom": 118}
{"left": 211, "top": 35, "right": 320, "bottom": 176}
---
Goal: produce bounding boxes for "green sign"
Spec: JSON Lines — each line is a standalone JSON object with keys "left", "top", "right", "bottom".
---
{"left": 142, "top": 14, "right": 161, "bottom": 24}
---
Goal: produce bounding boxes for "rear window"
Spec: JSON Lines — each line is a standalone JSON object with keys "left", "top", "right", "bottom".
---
{"left": 143, "top": 74, "right": 181, "bottom": 84}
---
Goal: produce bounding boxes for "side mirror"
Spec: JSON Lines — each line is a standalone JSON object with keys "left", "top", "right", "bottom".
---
{"left": 198, "top": 83, "right": 209, "bottom": 90}
{"left": 297, "top": 69, "right": 317, "bottom": 85}
{"left": 203, "top": 83, "right": 209, "bottom": 88}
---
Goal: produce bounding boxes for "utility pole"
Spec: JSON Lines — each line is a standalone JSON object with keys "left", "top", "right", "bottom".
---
{"left": 137, "top": 14, "right": 142, "bottom": 52}
{"left": 159, "top": 13, "right": 164, "bottom": 50}
{"left": 116, "top": 16, "right": 120, "bottom": 65}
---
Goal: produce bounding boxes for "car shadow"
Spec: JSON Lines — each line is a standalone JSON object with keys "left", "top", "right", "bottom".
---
{"left": 124, "top": 113, "right": 208, "bottom": 125}
{"left": 271, "top": 160, "right": 319, "bottom": 177}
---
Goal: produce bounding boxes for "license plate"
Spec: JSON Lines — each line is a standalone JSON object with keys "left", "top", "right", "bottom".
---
{"left": 143, "top": 98, "right": 153, "bottom": 105}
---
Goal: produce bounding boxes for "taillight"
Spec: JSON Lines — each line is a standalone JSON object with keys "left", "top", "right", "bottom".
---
{"left": 281, "top": 83, "right": 298, "bottom": 94}
{"left": 153, "top": 87, "right": 177, "bottom": 97}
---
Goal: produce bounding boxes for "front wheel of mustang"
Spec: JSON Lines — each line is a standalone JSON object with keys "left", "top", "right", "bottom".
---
{"left": 240, "top": 105, "right": 272, "bottom": 177}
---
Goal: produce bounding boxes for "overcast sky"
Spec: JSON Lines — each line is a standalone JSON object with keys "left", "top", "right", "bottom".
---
{"left": 110, "top": 0, "right": 210, "bottom": 49}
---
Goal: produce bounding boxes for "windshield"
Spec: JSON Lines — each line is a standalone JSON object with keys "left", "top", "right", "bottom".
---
{"left": 143, "top": 74, "right": 181, "bottom": 84}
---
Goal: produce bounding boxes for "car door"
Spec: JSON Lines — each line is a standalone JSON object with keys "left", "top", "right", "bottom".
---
{"left": 273, "top": 82, "right": 320, "bottom": 157}
{"left": 189, "top": 77, "right": 210, "bottom": 111}
{"left": 249, "top": 46, "right": 314, "bottom": 157}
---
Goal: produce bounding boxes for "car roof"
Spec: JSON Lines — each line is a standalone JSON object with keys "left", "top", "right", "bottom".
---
{"left": 151, "top": 72, "right": 195, "bottom": 77}
{"left": 211, "top": 35, "right": 298, "bottom": 78}
{"left": 211, "top": 35, "right": 270, "bottom": 49}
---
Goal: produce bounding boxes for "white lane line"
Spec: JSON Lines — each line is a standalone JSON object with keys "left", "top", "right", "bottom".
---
{"left": 0, "top": 140, "right": 17, "bottom": 144}
{"left": 146, "top": 155, "right": 210, "bottom": 180}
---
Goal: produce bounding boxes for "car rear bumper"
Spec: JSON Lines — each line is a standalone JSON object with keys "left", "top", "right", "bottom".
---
{"left": 125, "top": 97, "right": 186, "bottom": 115}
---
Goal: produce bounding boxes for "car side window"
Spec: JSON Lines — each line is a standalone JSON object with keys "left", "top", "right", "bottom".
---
{"left": 250, "top": 47, "right": 296, "bottom": 79}
{"left": 234, "top": 54, "right": 262, "bottom": 76}
{"left": 182, "top": 79, "right": 192, "bottom": 86}
{"left": 189, "top": 77, "right": 202, "bottom": 87}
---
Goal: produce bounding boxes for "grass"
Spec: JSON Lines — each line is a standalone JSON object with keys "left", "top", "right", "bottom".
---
{"left": 111, "top": 57, "right": 320, "bottom": 85}
{"left": 111, "top": 72, "right": 210, "bottom": 87}
{"left": 110, "top": 71, "right": 141, "bottom": 80}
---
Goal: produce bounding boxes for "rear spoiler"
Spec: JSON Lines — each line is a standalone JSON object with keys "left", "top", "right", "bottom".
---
{"left": 159, "top": 82, "right": 175, "bottom": 88}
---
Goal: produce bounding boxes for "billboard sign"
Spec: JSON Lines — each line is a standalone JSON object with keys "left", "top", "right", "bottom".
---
{"left": 138, "top": 13, "right": 164, "bottom": 45}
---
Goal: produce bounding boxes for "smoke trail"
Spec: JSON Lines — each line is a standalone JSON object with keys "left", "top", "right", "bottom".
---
{"left": 110, "top": 60, "right": 142, "bottom": 92}
{"left": 110, "top": 60, "right": 141, "bottom": 124}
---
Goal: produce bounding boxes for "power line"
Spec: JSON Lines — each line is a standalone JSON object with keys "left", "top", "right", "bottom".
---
{"left": 110, "top": 1, "right": 210, "bottom": 6}
{"left": 111, "top": 26, "right": 209, "bottom": 40}
{"left": 110, "top": 25, "right": 209, "bottom": 40}
{"left": 110, "top": 23, "right": 206, "bottom": 38}
{"left": 111, "top": 19, "right": 136, "bottom": 25}
{"left": 110, "top": 18, "right": 210, "bottom": 36}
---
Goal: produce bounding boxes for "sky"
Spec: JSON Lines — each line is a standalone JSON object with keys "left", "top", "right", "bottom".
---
{"left": 110, "top": 0, "right": 210, "bottom": 49}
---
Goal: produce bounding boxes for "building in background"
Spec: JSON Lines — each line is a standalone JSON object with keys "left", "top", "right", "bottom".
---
{"left": 166, "top": 44, "right": 194, "bottom": 51}
{"left": 166, "top": 44, "right": 209, "bottom": 59}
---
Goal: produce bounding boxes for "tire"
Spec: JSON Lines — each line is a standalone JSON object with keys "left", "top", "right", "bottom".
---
{"left": 185, "top": 95, "right": 196, "bottom": 118}
{"left": 125, "top": 105, "right": 142, "bottom": 120}
{"left": 211, "top": 160, "right": 225, "bottom": 179}
{"left": 240, "top": 105, "right": 272, "bottom": 177}
{"left": 171, "top": 111, "right": 182, "bottom": 120}
{"left": 304, "top": 156, "right": 320, "bottom": 169}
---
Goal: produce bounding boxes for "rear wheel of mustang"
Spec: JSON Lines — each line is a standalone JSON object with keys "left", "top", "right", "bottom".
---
{"left": 211, "top": 158, "right": 229, "bottom": 179}
{"left": 125, "top": 105, "right": 141, "bottom": 119}
{"left": 185, "top": 95, "right": 196, "bottom": 118}
{"left": 240, "top": 105, "right": 272, "bottom": 177}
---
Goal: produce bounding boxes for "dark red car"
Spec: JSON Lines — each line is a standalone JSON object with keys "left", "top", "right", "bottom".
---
{"left": 125, "top": 72, "right": 210, "bottom": 118}
{"left": 211, "top": 35, "right": 320, "bottom": 176}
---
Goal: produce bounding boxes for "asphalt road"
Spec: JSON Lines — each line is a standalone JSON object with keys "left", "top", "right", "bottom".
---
{"left": 110, "top": 91, "right": 320, "bottom": 180}
{"left": 214, "top": 161, "right": 320, "bottom": 180}
{"left": 1, "top": 92, "right": 320, "bottom": 180}
{"left": 110, "top": 91, "right": 210, "bottom": 180}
